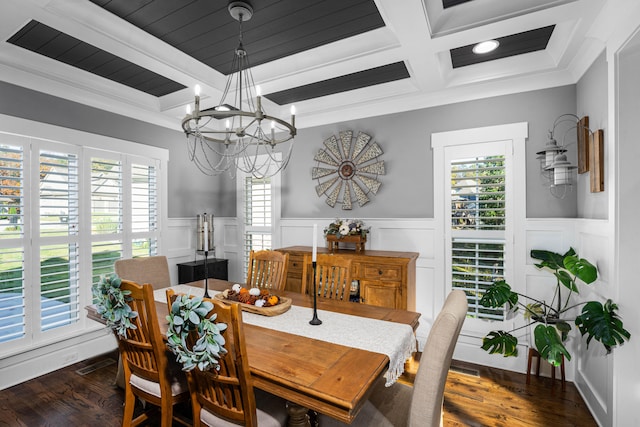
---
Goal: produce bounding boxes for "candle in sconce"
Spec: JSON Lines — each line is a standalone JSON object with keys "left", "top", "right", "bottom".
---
{"left": 312, "top": 224, "right": 317, "bottom": 262}
{"left": 204, "top": 220, "right": 209, "bottom": 252}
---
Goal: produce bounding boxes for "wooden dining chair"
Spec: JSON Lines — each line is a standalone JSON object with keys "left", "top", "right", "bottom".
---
{"left": 166, "top": 288, "right": 288, "bottom": 427}
{"left": 113, "top": 255, "right": 172, "bottom": 389}
{"left": 114, "top": 255, "right": 172, "bottom": 290}
{"left": 116, "top": 279, "right": 190, "bottom": 427}
{"left": 246, "top": 250, "right": 289, "bottom": 291}
{"left": 301, "top": 253, "right": 353, "bottom": 301}
{"left": 319, "top": 290, "right": 468, "bottom": 427}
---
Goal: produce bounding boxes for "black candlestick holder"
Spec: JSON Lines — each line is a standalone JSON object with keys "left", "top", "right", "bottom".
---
{"left": 309, "top": 261, "right": 322, "bottom": 325}
{"left": 203, "top": 250, "right": 210, "bottom": 298}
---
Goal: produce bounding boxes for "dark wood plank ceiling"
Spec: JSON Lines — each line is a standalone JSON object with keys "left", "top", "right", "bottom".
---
{"left": 7, "top": 20, "right": 186, "bottom": 97}
{"left": 443, "top": 0, "right": 474, "bottom": 8}
{"left": 5, "top": 1, "right": 562, "bottom": 105}
{"left": 450, "top": 25, "right": 555, "bottom": 68}
{"left": 89, "top": 0, "right": 386, "bottom": 76}
{"left": 265, "top": 62, "right": 409, "bottom": 105}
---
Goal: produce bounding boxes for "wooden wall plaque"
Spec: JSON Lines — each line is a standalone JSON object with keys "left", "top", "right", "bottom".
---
{"left": 589, "top": 129, "right": 604, "bottom": 192}
{"left": 578, "top": 116, "right": 590, "bottom": 174}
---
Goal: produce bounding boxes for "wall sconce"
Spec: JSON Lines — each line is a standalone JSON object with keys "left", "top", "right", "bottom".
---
{"left": 539, "top": 114, "right": 585, "bottom": 198}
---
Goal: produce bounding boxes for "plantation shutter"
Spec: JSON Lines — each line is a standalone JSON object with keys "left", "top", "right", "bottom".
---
{"left": 450, "top": 154, "right": 507, "bottom": 320}
{"left": 0, "top": 142, "right": 25, "bottom": 343}
{"left": 91, "top": 157, "right": 123, "bottom": 285}
{"left": 243, "top": 177, "right": 272, "bottom": 278}
{"left": 39, "top": 149, "right": 80, "bottom": 332}
{"left": 130, "top": 163, "right": 158, "bottom": 257}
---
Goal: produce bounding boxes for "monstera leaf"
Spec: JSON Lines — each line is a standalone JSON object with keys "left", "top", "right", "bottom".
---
{"left": 563, "top": 255, "right": 597, "bottom": 285}
{"left": 531, "top": 248, "right": 569, "bottom": 271}
{"left": 534, "top": 324, "right": 571, "bottom": 367}
{"left": 481, "top": 331, "right": 518, "bottom": 357}
{"left": 575, "top": 300, "right": 631, "bottom": 352}
{"left": 480, "top": 280, "right": 518, "bottom": 310}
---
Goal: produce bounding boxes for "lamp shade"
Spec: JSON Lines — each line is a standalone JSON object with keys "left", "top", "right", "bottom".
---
{"left": 545, "top": 154, "right": 576, "bottom": 186}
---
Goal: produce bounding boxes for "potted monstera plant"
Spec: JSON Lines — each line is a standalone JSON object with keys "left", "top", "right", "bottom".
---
{"left": 480, "top": 248, "right": 630, "bottom": 366}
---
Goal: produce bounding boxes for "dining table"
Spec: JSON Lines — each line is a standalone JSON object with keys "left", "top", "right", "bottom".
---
{"left": 87, "top": 278, "right": 420, "bottom": 426}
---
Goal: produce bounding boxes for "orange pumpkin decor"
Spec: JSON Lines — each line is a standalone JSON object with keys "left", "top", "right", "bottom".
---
{"left": 267, "top": 295, "right": 279, "bottom": 306}
{"left": 223, "top": 285, "right": 282, "bottom": 307}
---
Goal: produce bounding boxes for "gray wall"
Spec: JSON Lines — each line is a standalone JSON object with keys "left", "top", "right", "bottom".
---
{"left": 576, "top": 52, "right": 608, "bottom": 219}
{"left": 0, "top": 80, "right": 580, "bottom": 219}
{"left": 0, "top": 81, "right": 235, "bottom": 218}
{"left": 283, "top": 85, "right": 578, "bottom": 218}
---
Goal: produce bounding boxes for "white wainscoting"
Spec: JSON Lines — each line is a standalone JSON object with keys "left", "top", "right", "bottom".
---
{"left": 573, "top": 219, "right": 613, "bottom": 426}
{"left": 165, "top": 217, "right": 243, "bottom": 284}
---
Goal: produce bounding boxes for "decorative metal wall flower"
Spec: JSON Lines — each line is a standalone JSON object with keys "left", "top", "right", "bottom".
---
{"left": 312, "top": 130, "right": 385, "bottom": 209}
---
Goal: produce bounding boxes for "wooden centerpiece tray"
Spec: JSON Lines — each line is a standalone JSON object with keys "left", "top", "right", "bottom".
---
{"left": 214, "top": 293, "right": 292, "bottom": 316}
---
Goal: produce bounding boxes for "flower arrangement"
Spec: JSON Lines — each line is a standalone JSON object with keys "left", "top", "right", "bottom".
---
{"left": 92, "top": 274, "right": 138, "bottom": 338}
{"left": 166, "top": 293, "right": 228, "bottom": 372}
{"left": 324, "top": 218, "right": 369, "bottom": 239}
{"left": 221, "top": 284, "right": 281, "bottom": 307}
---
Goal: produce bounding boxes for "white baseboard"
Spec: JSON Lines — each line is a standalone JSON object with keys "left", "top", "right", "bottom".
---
{"left": 0, "top": 327, "right": 117, "bottom": 390}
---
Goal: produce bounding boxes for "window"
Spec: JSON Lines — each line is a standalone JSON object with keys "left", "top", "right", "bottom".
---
{"left": 450, "top": 154, "right": 506, "bottom": 320}
{"left": 237, "top": 156, "right": 281, "bottom": 280}
{"left": 0, "top": 121, "right": 167, "bottom": 352}
{"left": 39, "top": 147, "right": 80, "bottom": 333}
{"left": 0, "top": 140, "right": 26, "bottom": 344}
{"left": 432, "top": 123, "right": 527, "bottom": 330}
{"left": 90, "top": 156, "right": 123, "bottom": 287}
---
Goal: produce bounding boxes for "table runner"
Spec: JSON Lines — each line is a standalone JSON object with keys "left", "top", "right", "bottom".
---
{"left": 155, "top": 285, "right": 416, "bottom": 385}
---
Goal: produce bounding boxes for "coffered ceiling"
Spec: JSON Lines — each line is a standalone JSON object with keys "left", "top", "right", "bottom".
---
{"left": 0, "top": 0, "right": 613, "bottom": 131}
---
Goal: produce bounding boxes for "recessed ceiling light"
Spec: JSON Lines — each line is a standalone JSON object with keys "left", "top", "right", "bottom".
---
{"left": 473, "top": 40, "right": 500, "bottom": 54}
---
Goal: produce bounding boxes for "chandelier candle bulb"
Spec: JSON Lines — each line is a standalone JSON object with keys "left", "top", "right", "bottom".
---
{"left": 194, "top": 85, "right": 200, "bottom": 114}
{"left": 271, "top": 120, "right": 275, "bottom": 140}
{"left": 186, "top": 104, "right": 191, "bottom": 115}
{"left": 256, "top": 86, "right": 262, "bottom": 112}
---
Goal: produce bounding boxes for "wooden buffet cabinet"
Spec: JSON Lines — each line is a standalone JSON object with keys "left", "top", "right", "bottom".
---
{"left": 275, "top": 246, "right": 418, "bottom": 311}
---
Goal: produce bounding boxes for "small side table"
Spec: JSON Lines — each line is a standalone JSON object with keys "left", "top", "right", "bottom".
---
{"left": 526, "top": 347, "right": 566, "bottom": 390}
{"left": 177, "top": 258, "right": 228, "bottom": 284}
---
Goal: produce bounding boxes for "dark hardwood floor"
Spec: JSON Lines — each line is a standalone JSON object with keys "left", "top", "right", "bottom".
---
{"left": 0, "top": 351, "right": 597, "bottom": 426}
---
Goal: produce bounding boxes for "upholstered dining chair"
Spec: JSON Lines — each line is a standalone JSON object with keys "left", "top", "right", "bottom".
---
{"left": 116, "top": 280, "right": 190, "bottom": 427}
{"left": 319, "top": 290, "right": 468, "bottom": 427}
{"left": 113, "top": 255, "right": 172, "bottom": 389}
{"left": 246, "top": 250, "right": 289, "bottom": 291}
{"left": 166, "top": 288, "right": 288, "bottom": 427}
{"left": 114, "top": 255, "right": 172, "bottom": 290}
{"left": 301, "top": 253, "right": 353, "bottom": 301}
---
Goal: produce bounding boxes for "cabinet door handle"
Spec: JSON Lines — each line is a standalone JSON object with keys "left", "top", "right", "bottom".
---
{"left": 378, "top": 270, "right": 383, "bottom": 275}
{"left": 292, "top": 263, "right": 298, "bottom": 267}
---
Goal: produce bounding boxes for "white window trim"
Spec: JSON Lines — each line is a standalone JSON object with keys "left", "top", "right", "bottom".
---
{"left": 432, "top": 122, "right": 527, "bottom": 336}
{"left": 0, "top": 114, "right": 168, "bottom": 357}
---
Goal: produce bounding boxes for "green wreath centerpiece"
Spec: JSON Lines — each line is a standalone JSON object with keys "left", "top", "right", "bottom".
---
{"left": 166, "top": 293, "right": 228, "bottom": 372}
{"left": 92, "top": 273, "right": 139, "bottom": 338}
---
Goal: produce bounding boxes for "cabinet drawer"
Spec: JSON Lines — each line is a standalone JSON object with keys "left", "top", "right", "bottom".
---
{"left": 288, "top": 254, "right": 305, "bottom": 273}
{"left": 361, "top": 264, "right": 402, "bottom": 281}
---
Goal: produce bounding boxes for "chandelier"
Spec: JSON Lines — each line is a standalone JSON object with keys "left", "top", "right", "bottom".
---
{"left": 181, "top": 1, "right": 297, "bottom": 179}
